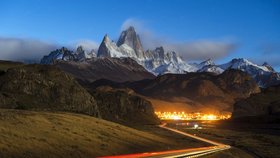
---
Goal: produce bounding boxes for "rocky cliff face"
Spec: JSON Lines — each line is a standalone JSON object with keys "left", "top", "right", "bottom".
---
{"left": 217, "top": 69, "right": 261, "bottom": 98}
{"left": 0, "top": 64, "right": 100, "bottom": 117}
{"left": 90, "top": 86, "right": 160, "bottom": 125}
{"left": 232, "top": 84, "right": 280, "bottom": 119}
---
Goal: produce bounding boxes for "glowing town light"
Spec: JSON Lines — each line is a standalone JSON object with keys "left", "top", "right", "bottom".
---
{"left": 206, "top": 114, "right": 217, "bottom": 120}
{"left": 172, "top": 115, "right": 181, "bottom": 120}
{"left": 154, "top": 111, "right": 231, "bottom": 120}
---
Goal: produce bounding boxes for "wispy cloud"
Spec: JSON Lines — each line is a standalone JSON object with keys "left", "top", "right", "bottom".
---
{"left": 166, "top": 40, "right": 237, "bottom": 60}
{"left": 0, "top": 37, "right": 58, "bottom": 62}
{"left": 121, "top": 18, "right": 145, "bottom": 32}
{"left": 251, "top": 42, "right": 280, "bottom": 67}
{"left": 73, "top": 40, "right": 99, "bottom": 52}
{"left": 121, "top": 18, "right": 237, "bottom": 61}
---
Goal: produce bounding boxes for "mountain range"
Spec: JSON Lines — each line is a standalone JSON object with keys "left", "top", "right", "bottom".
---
{"left": 89, "top": 69, "right": 260, "bottom": 113}
{"left": 41, "top": 26, "right": 280, "bottom": 88}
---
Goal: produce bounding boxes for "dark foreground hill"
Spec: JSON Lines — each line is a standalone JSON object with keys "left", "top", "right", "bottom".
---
{"left": 0, "top": 61, "right": 159, "bottom": 125}
{"left": 232, "top": 84, "right": 280, "bottom": 122}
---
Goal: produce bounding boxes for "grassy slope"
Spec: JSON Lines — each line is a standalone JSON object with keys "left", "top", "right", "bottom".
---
{"left": 201, "top": 128, "right": 280, "bottom": 158}
{"left": 204, "top": 147, "right": 254, "bottom": 158}
{"left": 0, "top": 60, "right": 23, "bottom": 71}
{"left": 0, "top": 109, "right": 208, "bottom": 158}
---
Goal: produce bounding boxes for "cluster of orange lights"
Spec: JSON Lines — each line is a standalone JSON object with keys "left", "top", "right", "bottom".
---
{"left": 155, "top": 112, "right": 231, "bottom": 120}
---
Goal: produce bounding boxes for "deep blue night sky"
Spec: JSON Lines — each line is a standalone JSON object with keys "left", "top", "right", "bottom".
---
{"left": 0, "top": 0, "right": 279, "bottom": 70}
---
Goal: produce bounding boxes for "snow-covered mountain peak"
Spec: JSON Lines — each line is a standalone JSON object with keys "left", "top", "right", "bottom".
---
{"left": 103, "top": 34, "right": 110, "bottom": 42}
{"left": 75, "top": 46, "right": 86, "bottom": 60}
{"left": 262, "top": 62, "right": 275, "bottom": 72}
{"left": 40, "top": 45, "right": 97, "bottom": 64}
{"left": 40, "top": 47, "right": 75, "bottom": 64}
{"left": 75, "top": 45, "right": 96, "bottom": 60}
{"left": 197, "top": 58, "right": 215, "bottom": 69}
{"left": 155, "top": 46, "right": 164, "bottom": 52}
{"left": 153, "top": 47, "right": 165, "bottom": 59}
{"left": 202, "top": 58, "right": 215, "bottom": 65}
{"left": 96, "top": 28, "right": 194, "bottom": 75}
{"left": 76, "top": 46, "right": 84, "bottom": 54}
{"left": 198, "top": 65, "right": 224, "bottom": 74}
{"left": 97, "top": 34, "right": 125, "bottom": 58}
{"left": 220, "top": 58, "right": 271, "bottom": 72}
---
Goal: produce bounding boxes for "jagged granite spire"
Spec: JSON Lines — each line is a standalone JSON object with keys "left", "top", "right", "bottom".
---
{"left": 97, "top": 34, "right": 112, "bottom": 57}
{"left": 117, "top": 26, "right": 144, "bottom": 58}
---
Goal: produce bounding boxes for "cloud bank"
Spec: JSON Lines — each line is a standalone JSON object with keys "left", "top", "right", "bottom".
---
{"left": 166, "top": 41, "right": 237, "bottom": 60}
{"left": 0, "top": 19, "right": 237, "bottom": 63}
{"left": 0, "top": 37, "right": 58, "bottom": 62}
{"left": 0, "top": 37, "right": 100, "bottom": 63}
{"left": 121, "top": 18, "right": 237, "bottom": 61}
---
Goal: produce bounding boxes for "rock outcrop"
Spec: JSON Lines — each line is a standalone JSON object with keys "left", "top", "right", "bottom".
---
{"left": 232, "top": 84, "right": 280, "bottom": 119}
{"left": 90, "top": 86, "right": 160, "bottom": 125}
{"left": 0, "top": 64, "right": 100, "bottom": 117}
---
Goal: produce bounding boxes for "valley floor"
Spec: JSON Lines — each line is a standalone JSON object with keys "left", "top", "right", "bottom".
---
{"left": 0, "top": 109, "right": 208, "bottom": 158}
{"left": 166, "top": 120, "right": 280, "bottom": 158}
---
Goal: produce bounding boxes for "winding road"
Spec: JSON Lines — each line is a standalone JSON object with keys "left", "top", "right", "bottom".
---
{"left": 99, "top": 123, "right": 231, "bottom": 158}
